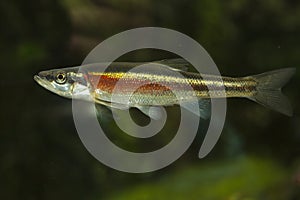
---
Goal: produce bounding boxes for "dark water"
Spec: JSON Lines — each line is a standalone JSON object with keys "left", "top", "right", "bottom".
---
{"left": 1, "top": 0, "right": 300, "bottom": 199}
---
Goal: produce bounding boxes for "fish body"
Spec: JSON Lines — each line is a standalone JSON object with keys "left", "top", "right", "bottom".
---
{"left": 34, "top": 59, "right": 295, "bottom": 117}
{"left": 86, "top": 71, "right": 256, "bottom": 105}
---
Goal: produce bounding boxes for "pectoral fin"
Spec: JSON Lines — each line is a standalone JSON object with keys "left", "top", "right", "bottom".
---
{"left": 93, "top": 97, "right": 129, "bottom": 110}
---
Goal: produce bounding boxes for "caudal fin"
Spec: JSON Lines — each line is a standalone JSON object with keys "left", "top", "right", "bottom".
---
{"left": 249, "top": 68, "right": 296, "bottom": 116}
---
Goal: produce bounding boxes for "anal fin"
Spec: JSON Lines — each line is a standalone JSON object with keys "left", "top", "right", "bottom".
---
{"left": 181, "top": 99, "right": 211, "bottom": 119}
{"left": 136, "top": 106, "right": 164, "bottom": 120}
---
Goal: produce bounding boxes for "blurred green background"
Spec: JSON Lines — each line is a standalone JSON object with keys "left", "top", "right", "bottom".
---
{"left": 0, "top": 0, "right": 300, "bottom": 199}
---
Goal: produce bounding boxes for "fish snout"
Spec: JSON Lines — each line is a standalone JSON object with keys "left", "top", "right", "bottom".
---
{"left": 37, "top": 71, "right": 48, "bottom": 78}
{"left": 34, "top": 71, "right": 52, "bottom": 88}
{"left": 35, "top": 71, "right": 54, "bottom": 82}
{"left": 33, "top": 75, "right": 40, "bottom": 82}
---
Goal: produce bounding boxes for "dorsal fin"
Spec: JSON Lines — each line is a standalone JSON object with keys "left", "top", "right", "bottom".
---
{"left": 155, "top": 58, "right": 190, "bottom": 72}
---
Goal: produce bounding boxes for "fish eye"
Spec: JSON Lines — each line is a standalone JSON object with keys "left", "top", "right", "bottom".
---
{"left": 55, "top": 72, "right": 67, "bottom": 84}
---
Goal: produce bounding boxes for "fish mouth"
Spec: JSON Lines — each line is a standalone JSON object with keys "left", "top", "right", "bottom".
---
{"left": 34, "top": 74, "right": 56, "bottom": 94}
{"left": 33, "top": 75, "right": 40, "bottom": 83}
{"left": 34, "top": 75, "right": 49, "bottom": 89}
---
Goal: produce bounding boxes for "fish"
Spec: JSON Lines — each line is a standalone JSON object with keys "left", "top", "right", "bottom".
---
{"left": 34, "top": 59, "right": 295, "bottom": 119}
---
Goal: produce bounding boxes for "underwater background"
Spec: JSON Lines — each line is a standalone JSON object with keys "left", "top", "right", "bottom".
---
{"left": 0, "top": 0, "right": 300, "bottom": 199}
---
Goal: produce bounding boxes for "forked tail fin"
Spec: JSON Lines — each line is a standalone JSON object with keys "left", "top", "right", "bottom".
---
{"left": 249, "top": 68, "right": 296, "bottom": 116}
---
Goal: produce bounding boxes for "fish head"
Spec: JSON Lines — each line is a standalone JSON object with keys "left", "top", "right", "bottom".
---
{"left": 34, "top": 67, "right": 85, "bottom": 99}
